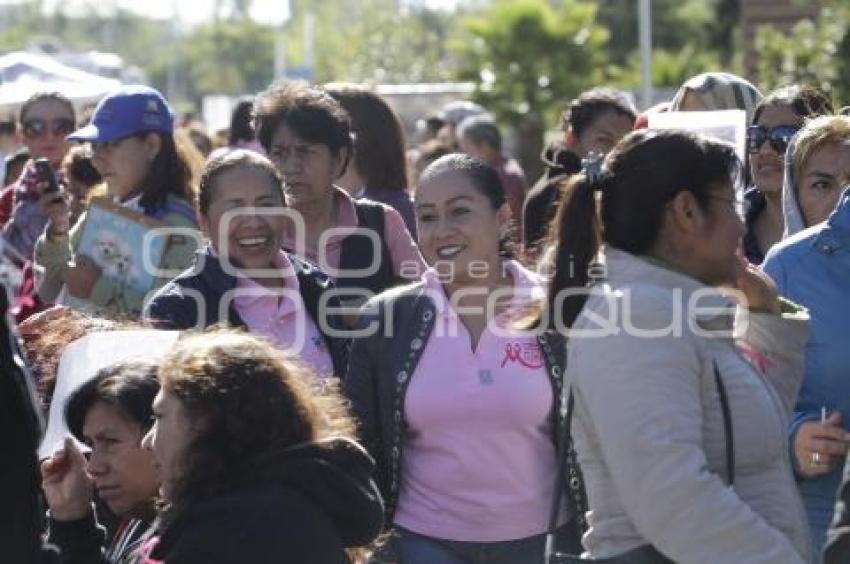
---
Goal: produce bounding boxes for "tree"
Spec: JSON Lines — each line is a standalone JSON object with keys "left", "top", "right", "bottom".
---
{"left": 281, "top": 0, "right": 458, "bottom": 85}
{"left": 180, "top": 18, "right": 276, "bottom": 98}
{"left": 755, "top": 5, "right": 848, "bottom": 101}
{"left": 451, "top": 0, "right": 608, "bottom": 178}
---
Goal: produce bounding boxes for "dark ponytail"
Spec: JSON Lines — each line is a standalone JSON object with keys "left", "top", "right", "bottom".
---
{"left": 543, "top": 129, "right": 740, "bottom": 331}
{"left": 545, "top": 174, "right": 600, "bottom": 330}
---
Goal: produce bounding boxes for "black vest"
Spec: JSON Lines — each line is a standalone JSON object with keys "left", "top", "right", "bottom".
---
{"left": 336, "top": 200, "right": 399, "bottom": 298}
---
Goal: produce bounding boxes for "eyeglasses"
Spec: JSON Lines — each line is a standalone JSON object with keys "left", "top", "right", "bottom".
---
{"left": 746, "top": 125, "right": 799, "bottom": 154}
{"left": 22, "top": 118, "right": 75, "bottom": 139}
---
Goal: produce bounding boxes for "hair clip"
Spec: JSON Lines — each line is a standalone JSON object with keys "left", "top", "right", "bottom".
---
{"left": 581, "top": 151, "right": 607, "bottom": 191}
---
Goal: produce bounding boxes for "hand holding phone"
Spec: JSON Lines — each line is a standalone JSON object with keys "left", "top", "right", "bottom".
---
{"left": 33, "top": 158, "right": 72, "bottom": 235}
{"left": 34, "top": 158, "right": 61, "bottom": 195}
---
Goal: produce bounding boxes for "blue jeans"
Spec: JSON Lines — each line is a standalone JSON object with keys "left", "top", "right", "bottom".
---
{"left": 391, "top": 521, "right": 581, "bottom": 564}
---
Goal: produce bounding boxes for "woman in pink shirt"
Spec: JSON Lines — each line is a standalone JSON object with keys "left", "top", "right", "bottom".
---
{"left": 252, "top": 82, "right": 424, "bottom": 308}
{"left": 145, "top": 150, "right": 349, "bottom": 379}
{"left": 346, "top": 154, "right": 580, "bottom": 563}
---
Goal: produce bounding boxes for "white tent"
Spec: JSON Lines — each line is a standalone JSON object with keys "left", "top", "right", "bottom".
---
{"left": 0, "top": 51, "right": 120, "bottom": 113}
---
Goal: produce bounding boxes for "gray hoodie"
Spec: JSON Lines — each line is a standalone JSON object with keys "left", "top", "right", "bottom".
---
{"left": 782, "top": 134, "right": 809, "bottom": 238}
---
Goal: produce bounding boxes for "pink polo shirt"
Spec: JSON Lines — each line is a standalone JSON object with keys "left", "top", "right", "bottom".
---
{"left": 233, "top": 251, "right": 334, "bottom": 378}
{"left": 281, "top": 186, "right": 424, "bottom": 280}
{"left": 393, "top": 260, "right": 560, "bottom": 542}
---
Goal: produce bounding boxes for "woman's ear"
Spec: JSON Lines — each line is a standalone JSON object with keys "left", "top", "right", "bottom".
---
{"left": 668, "top": 190, "right": 703, "bottom": 235}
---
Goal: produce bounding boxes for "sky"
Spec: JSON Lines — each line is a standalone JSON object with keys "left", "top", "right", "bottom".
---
{"left": 0, "top": 0, "right": 460, "bottom": 27}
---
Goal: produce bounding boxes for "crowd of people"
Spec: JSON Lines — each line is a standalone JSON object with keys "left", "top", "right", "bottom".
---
{"left": 1, "top": 68, "right": 849, "bottom": 564}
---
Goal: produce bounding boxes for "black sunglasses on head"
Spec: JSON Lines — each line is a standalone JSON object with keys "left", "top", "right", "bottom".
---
{"left": 746, "top": 125, "right": 799, "bottom": 154}
{"left": 22, "top": 117, "right": 75, "bottom": 139}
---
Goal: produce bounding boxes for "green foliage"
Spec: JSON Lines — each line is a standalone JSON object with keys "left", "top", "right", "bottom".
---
{"left": 283, "top": 0, "right": 457, "bottom": 85}
{"left": 181, "top": 18, "right": 276, "bottom": 97}
{"left": 452, "top": 0, "right": 608, "bottom": 128}
{"left": 597, "top": 0, "right": 740, "bottom": 69}
{"left": 755, "top": 8, "right": 847, "bottom": 99}
{"left": 607, "top": 45, "right": 721, "bottom": 90}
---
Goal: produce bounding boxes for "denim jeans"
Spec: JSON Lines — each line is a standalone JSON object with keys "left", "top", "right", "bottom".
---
{"left": 391, "top": 521, "right": 581, "bottom": 564}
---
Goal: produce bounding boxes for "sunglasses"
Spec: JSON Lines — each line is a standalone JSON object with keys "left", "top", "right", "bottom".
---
{"left": 746, "top": 125, "right": 799, "bottom": 154}
{"left": 22, "top": 118, "right": 75, "bottom": 139}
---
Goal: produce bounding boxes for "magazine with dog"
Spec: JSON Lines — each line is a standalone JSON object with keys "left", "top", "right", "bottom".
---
{"left": 61, "top": 198, "right": 169, "bottom": 315}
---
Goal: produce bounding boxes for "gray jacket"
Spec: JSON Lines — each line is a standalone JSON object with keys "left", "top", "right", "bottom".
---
{"left": 567, "top": 248, "right": 811, "bottom": 563}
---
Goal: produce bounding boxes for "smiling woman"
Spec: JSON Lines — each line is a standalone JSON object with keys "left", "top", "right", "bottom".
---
{"left": 144, "top": 150, "right": 351, "bottom": 379}
{"left": 345, "top": 154, "right": 582, "bottom": 562}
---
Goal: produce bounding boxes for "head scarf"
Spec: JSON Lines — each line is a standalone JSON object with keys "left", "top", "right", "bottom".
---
{"left": 671, "top": 72, "right": 763, "bottom": 123}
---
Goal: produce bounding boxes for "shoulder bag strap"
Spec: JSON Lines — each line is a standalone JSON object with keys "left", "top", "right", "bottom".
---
{"left": 545, "top": 387, "right": 588, "bottom": 560}
{"left": 545, "top": 362, "right": 735, "bottom": 561}
{"left": 714, "top": 361, "right": 735, "bottom": 485}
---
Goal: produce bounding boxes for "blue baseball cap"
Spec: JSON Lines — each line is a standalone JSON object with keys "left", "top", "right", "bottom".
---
{"left": 68, "top": 85, "right": 174, "bottom": 142}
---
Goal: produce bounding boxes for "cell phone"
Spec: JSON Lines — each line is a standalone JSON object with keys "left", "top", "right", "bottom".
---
{"left": 34, "top": 158, "right": 60, "bottom": 195}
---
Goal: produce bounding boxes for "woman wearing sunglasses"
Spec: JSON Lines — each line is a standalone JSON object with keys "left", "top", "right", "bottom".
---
{"left": 0, "top": 91, "right": 76, "bottom": 260}
{"left": 744, "top": 85, "right": 833, "bottom": 264}
{"left": 34, "top": 85, "right": 199, "bottom": 319}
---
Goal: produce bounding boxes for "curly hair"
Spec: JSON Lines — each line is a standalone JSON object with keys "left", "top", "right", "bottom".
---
{"left": 560, "top": 88, "right": 636, "bottom": 137}
{"left": 252, "top": 80, "right": 353, "bottom": 167}
{"left": 157, "top": 329, "right": 355, "bottom": 506}
{"left": 18, "top": 307, "right": 118, "bottom": 407}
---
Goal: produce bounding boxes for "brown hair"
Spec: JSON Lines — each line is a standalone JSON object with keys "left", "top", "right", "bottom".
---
{"left": 19, "top": 91, "right": 76, "bottom": 125}
{"left": 133, "top": 131, "right": 196, "bottom": 215}
{"left": 157, "top": 329, "right": 355, "bottom": 505}
{"left": 752, "top": 84, "right": 833, "bottom": 126}
{"left": 544, "top": 130, "right": 740, "bottom": 329}
{"left": 17, "top": 307, "right": 142, "bottom": 407}
{"left": 325, "top": 84, "right": 409, "bottom": 192}
{"left": 253, "top": 81, "right": 352, "bottom": 169}
{"left": 65, "top": 360, "right": 160, "bottom": 440}
{"left": 196, "top": 149, "right": 283, "bottom": 215}
{"left": 560, "top": 87, "right": 636, "bottom": 136}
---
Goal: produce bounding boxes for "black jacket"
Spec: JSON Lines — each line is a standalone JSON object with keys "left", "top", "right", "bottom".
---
{"left": 344, "top": 281, "right": 569, "bottom": 521}
{"left": 742, "top": 185, "right": 767, "bottom": 265}
{"left": 47, "top": 511, "right": 150, "bottom": 564}
{"left": 0, "top": 286, "right": 48, "bottom": 563}
{"left": 140, "top": 439, "right": 384, "bottom": 564}
{"left": 522, "top": 146, "right": 582, "bottom": 256}
{"left": 143, "top": 247, "right": 349, "bottom": 378}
